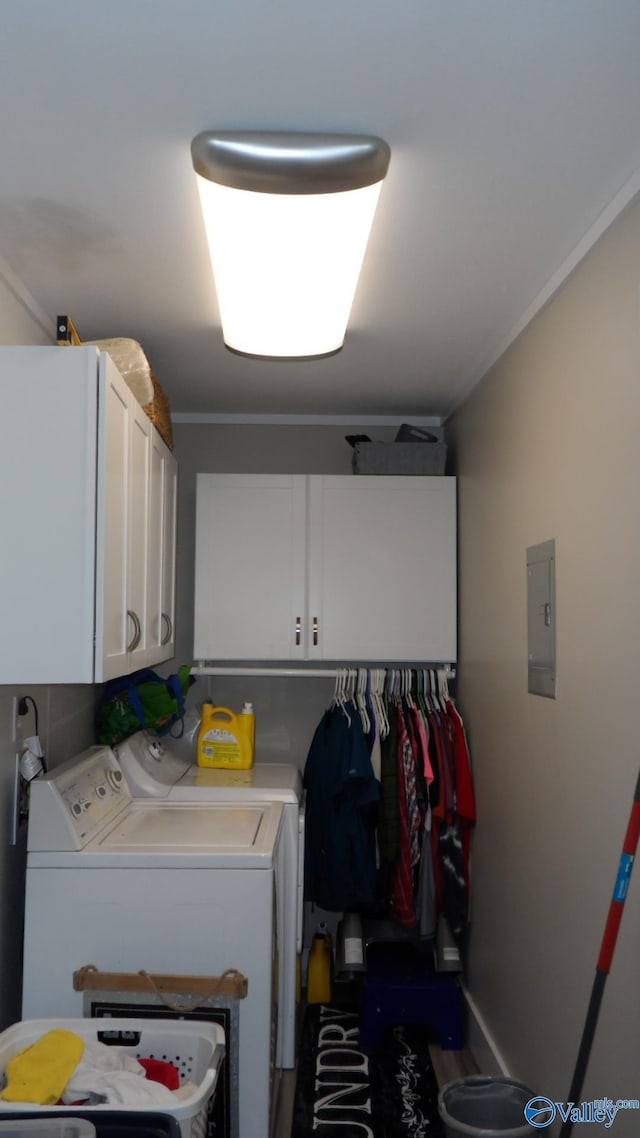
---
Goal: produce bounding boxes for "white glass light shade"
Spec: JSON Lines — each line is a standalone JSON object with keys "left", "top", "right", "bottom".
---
{"left": 191, "top": 131, "right": 391, "bottom": 359}
{"left": 195, "top": 176, "right": 384, "bottom": 358}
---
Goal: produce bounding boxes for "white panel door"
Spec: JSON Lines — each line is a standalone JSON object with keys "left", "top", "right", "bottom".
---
{"left": 126, "top": 399, "right": 151, "bottom": 668}
{"left": 97, "top": 365, "right": 152, "bottom": 679}
{"left": 144, "top": 431, "right": 177, "bottom": 664}
{"left": 160, "top": 445, "right": 178, "bottom": 656}
{"left": 144, "top": 428, "right": 165, "bottom": 660}
{"left": 0, "top": 346, "right": 98, "bottom": 683}
{"left": 194, "top": 474, "right": 306, "bottom": 660}
{"left": 96, "top": 355, "right": 132, "bottom": 680}
{"left": 307, "top": 475, "right": 457, "bottom": 661}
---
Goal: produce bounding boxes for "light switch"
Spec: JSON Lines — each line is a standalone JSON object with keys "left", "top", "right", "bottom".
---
{"left": 527, "top": 539, "right": 556, "bottom": 698}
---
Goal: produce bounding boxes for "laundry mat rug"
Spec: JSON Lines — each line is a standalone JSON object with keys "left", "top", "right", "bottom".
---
{"left": 291, "top": 1003, "right": 443, "bottom": 1138}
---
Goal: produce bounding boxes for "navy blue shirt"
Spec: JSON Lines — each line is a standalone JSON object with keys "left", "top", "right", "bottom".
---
{"left": 303, "top": 702, "right": 380, "bottom": 912}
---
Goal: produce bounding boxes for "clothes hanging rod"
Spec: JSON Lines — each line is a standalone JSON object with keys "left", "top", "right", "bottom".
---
{"left": 192, "top": 664, "right": 456, "bottom": 678}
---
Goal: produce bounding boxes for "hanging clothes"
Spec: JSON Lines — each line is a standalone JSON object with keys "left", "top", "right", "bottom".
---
{"left": 302, "top": 668, "right": 476, "bottom": 950}
{"left": 377, "top": 712, "right": 400, "bottom": 864}
{"left": 387, "top": 701, "right": 419, "bottom": 927}
{"left": 426, "top": 686, "right": 476, "bottom": 948}
{"left": 377, "top": 670, "right": 476, "bottom": 948}
{"left": 303, "top": 701, "right": 379, "bottom": 912}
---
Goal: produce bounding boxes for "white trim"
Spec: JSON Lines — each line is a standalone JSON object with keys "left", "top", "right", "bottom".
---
{"left": 171, "top": 412, "right": 443, "bottom": 427}
{"left": 0, "top": 255, "right": 52, "bottom": 339}
{"left": 446, "top": 165, "right": 640, "bottom": 419}
{"left": 193, "top": 664, "right": 456, "bottom": 678}
{"left": 194, "top": 666, "right": 342, "bottom": 678}
{"left": 460, "top": 982, "right": 512, "bottom": 1077}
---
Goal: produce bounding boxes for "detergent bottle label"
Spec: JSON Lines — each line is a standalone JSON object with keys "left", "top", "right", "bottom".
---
{"left": 197, "top": 704, "right": 255, "bottom": 768}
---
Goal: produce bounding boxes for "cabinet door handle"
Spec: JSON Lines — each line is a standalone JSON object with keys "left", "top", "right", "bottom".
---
{"left": 127, "top": 609, "right": 141, "bottom": 652}
{"left": 313, "top": 616, "right": 318, "bottom": 646}
{"left": 161, "top": 612, "right": 173, "bottom": 646}
{"left": 295, "top": 617, "right": 301, "bottom": 646}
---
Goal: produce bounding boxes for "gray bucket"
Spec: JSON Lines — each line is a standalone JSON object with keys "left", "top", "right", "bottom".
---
{"left": 438, "top": 1076, "right": 535, "bottom": 1137}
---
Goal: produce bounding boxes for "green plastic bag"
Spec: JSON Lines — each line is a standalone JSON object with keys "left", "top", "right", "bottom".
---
{"left": 96, "top": 665, "right": 194, "bottom": 746}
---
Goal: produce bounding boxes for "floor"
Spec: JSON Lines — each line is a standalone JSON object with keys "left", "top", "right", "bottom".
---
{"left": 272, "top": 1018, "right": 479, "bottom": 1137}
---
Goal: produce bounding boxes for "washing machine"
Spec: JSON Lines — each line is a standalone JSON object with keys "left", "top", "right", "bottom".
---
{"left": 21, "top": 744, "right": 284, "bottom": 1138}
{"left": 114, "top": 729, "right": 304, "bottom": 1071}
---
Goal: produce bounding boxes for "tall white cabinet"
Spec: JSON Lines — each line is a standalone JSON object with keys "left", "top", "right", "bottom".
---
{"left": 0, "top": 346, "right": 177, "bottom": 684}
{"left": 194, "top": 473, "right": 456, "bottom": 663}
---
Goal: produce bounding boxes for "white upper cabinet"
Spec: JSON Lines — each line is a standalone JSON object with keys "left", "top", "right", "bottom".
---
{"left": 194, "top": 473, "right": 456, "bottom": 663}
{"left": 194, "top": 474, "right": 307, "bottom": 661}
{"left": 307, "top": 475, "right": 457, "bottom": 662}
{"left": 0, "top": 346, "right": 177, "bottom": 684}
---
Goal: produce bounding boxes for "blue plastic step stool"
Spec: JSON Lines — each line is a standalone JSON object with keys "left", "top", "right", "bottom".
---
{"left": 359, "top": 942, "right": 464, "bottom": 1050}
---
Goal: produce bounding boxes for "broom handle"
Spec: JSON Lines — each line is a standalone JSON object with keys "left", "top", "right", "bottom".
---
{"left": 559, "top": 768, "right": 640, "bottom": 1138}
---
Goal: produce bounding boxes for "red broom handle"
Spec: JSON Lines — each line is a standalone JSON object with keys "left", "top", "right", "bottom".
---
{"left": 559, "top": 769, "right": 640, "bottom": 1138}
{"left": 596, "top": 777, "right": 640, "bottom": 972}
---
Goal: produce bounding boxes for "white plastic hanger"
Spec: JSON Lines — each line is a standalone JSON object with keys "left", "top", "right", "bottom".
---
{"left": 356, "top": 667, "right": 371, "bottom": 736}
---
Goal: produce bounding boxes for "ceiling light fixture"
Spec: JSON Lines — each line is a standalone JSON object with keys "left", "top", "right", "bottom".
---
{"left": 191, "top": 131, "right": 391, "bottom": 360}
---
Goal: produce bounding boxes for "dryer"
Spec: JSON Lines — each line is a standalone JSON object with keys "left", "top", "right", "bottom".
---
{"left": 114, "top": 730, "right": 304, "bottom": 1070}
{"left": 21, "top": 745, "right": 283, "bottom": 1138}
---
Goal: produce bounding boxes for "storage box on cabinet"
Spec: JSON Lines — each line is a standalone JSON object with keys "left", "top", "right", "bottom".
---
{"left": 194, "top": 473, "right": 456, "bottom": 663}
{"left": 0, "top": 346, "right": 177, "bottom": 683}
{"left": 352, "top": 438, "right": 447, "bottom": 475}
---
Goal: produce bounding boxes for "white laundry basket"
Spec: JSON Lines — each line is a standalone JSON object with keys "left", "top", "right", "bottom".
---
{"left": 0, "top": 1122, "right": 96, "bottom": 1138}
{"left": 0, "top": 1020, "right": 225, "bottom": 1138}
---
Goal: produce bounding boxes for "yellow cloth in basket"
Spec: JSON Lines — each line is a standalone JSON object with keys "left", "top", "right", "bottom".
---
{"left": 1, "top": 1028, "right": 84, "bottom": 1103}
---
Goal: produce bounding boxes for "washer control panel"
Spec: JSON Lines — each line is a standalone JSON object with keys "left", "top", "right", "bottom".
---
{"left": 28, "top": 745, "right": 132, "bottom": 851}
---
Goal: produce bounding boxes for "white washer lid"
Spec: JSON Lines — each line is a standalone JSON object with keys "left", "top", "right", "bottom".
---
{"left": 29, "top": 800, "right": 283, "bottom": 869}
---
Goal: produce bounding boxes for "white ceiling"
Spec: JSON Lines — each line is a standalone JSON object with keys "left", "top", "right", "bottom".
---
{"left": 2, "top": 2, "right": 640, "bottom": 421}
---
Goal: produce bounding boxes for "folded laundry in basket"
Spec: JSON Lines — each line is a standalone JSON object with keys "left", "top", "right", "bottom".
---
{"left": 61, "top": 1040, "right": 178, "bottom": 1107}
{"left": 1, "top": 1028, "right": 84, "bottom": 1103}
{"left": 62, "top": 1070, "right": 179, "bottom": 1107}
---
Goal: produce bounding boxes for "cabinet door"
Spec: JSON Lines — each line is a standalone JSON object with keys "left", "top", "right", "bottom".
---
{"left": 96, "top": 360, "right": 153, "bottom": 680}
{"left": 307, "top": 475, "right": 457, "bottom": 662}
{"left": 0, "top": 346, "right": 99, "bottom": 684}
{"left": 145, "top": 432, "right": 177, "bottom": 662}
{"left": 194, "top": 474, "right": 306, "bottom": 660}
{"left": 96, "top": 355, "right": 133, "bottom": 680}
{"left": 160, "top": 447, "right": 178, "bottom": 656}
{"left": 126, "top": 399, "right": 152, "bottom": 668}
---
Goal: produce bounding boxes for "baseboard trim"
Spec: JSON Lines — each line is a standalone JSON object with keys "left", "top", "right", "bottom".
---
{"left": 460, "top": 982, "right": 511, "bottom": 1077}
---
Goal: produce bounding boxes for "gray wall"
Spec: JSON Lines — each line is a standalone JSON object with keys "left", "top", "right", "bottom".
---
{"left": 448, "top": 199, "right": 640, "bottom": 1127}
{"left": 0, "top": 260, "right": 98, "bottom": 1028}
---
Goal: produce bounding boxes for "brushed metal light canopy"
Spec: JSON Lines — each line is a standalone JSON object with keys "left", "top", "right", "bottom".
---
{"left": 191, "top": 131, "right": 391, "bottom": 195}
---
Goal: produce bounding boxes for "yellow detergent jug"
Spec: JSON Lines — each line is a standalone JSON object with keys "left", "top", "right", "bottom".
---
{"left": 196, "top": 702, "right": 255, "bottom": 769}
{"left": 306, "top": 933, "right": 333, "bottom": 1003}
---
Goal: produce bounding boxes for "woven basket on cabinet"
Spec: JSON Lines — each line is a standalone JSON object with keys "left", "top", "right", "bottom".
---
{"left": 143, "top": 371, "right": 173, "bottom": 450}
